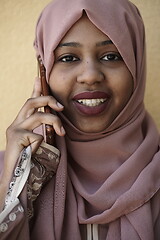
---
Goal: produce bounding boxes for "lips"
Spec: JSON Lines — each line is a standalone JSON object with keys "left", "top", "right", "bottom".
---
{"left": 72, "top": 91, "right": 111, "bottom": 116}
{"left": 73, "top": 91, "right": 110, "bottom": 100}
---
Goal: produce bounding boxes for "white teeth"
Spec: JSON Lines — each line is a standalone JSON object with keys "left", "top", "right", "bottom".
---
{"left": 77, "top": 98, "right": 106, "bottom": 106}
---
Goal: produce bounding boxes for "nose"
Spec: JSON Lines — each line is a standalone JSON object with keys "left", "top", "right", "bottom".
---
{"left": 77, "top": 60, "right": 105, "bottom": 85}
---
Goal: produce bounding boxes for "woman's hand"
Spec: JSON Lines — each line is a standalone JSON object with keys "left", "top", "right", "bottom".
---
{"left": 0, "top": 78, "right": 65, "bottom": 210}
{"left": 7, "top": 78, "right": 65, "bottom": 152}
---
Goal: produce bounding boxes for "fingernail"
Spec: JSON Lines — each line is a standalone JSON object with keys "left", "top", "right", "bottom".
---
{"left": 61, "top": 126, "right": 66, "bottom": 135}
{"left": 57, "top": 102, "right": 64, "bottom": 108}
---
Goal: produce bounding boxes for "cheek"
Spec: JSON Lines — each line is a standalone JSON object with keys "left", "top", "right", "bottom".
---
{"left": 49, "top": 72, "right": 71, "bottom": 103}
{"left": 49, "top": 68, "right": 64, "bottom": 89}
{"left": 109, "top": 68, "right": 133, "bottom": 102}
{"left": 117, "top": 72, "right": 133, "bottom": 103}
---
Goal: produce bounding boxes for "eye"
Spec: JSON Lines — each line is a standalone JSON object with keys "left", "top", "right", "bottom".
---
{"left": 101, "top": 53, "right": 123, "bottom": 61}
{"left": 58, "top": 55, "right": 79, "bottom": 62}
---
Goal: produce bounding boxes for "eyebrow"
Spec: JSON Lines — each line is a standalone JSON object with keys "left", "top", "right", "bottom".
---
{"left": 57, "top": 42, "right": 81, "bottom": 48}
{"left": 96, "top": 40, "right": 113, "bottom": 46}
{"left": 57, "top": 40, "right": 113, "bottom": 48}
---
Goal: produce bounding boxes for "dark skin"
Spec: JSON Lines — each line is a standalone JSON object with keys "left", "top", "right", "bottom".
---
{"left": 0, "top": 78, "right": 65, "bottom": 211}
{"left": 0, "top": 16, "right": 133, "bottom": 211}
{"left": 50, "top": 16, "right": 133, "bottom": 133}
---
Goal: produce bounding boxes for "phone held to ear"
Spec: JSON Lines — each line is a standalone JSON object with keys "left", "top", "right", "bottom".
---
{"left": 37, "top": 56, "right": 55, "bottom": 146}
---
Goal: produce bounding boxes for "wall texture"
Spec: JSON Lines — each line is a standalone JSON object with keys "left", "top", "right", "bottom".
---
{"left": 0, "top": 0, "right": 160, "bottom": 150}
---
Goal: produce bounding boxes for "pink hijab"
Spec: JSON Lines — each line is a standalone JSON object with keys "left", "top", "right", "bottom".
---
{"left": 33, "top": 0, "right": 160, "bottom": 239}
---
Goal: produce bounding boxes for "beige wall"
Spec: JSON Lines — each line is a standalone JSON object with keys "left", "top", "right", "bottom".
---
{"left": 0, "top": 0, "right": 160, "bottom": 150}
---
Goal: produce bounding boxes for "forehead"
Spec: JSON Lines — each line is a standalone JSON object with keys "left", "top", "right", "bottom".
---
{"left": 59, "top": 15, "right": 111, "bottom": 44}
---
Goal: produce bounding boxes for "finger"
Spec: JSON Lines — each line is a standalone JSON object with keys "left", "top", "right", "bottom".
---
{"left": 9, "top": 130, "right": 44, "bottom": 154}
{"left": 19, "top": 112, "right": 66, "bottom": 136}
{"left": 31, "top": 77, "right": 42, "bottom": 98}
{"left": 12, "top": 77, "right": 42, "bottom": 126}
{"left": 13, "top": 96, "right": 64, "bottom": 125}
{"left": 28, "top": 77, "right": 42, "bottom": 116}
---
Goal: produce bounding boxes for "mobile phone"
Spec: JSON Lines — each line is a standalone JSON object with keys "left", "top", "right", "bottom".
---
{"left": 37, "top": 56, "right": 55, "bottom": 145}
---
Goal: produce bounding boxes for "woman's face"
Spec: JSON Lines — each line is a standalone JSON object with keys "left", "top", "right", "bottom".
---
{"left": 49, "top": 15, "right": 133, "bottom": 133}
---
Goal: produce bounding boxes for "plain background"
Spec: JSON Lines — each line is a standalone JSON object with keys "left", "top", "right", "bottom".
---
{"left": 0, "top": 0, "right": 160, "bottom": 150}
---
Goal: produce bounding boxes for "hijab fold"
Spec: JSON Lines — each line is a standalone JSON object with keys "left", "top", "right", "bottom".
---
{"left": 33, "top": 0, "right": 160, "bottom": 239}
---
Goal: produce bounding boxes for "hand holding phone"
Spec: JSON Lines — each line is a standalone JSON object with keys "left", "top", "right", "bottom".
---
{"left": 37, "top": 56, "right": 55, "bottom": 145}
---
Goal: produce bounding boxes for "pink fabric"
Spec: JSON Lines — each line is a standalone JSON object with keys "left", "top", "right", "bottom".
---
{"left": 33, "top": 0, "right": 160, "bottom": 239}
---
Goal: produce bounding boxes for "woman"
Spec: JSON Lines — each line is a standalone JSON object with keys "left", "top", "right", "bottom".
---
{"left": 0, "top": 0, "right": 160, "bottom": 239}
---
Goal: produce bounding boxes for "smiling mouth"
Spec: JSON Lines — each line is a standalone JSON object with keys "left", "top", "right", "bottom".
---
{"left": 72, "top": 91, "right": 111, "bottom": 115}
{"left": 77, "top": 98, "right": 106, "bottom": 107}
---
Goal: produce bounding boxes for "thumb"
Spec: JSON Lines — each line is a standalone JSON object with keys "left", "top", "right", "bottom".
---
{"left": 29, "top": 133, "right": 44, "bottom": 154}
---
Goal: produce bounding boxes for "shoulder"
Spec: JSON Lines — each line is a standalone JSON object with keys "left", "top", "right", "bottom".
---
{"left": 151, "top": 189, "right": 160, "bottom": 239}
